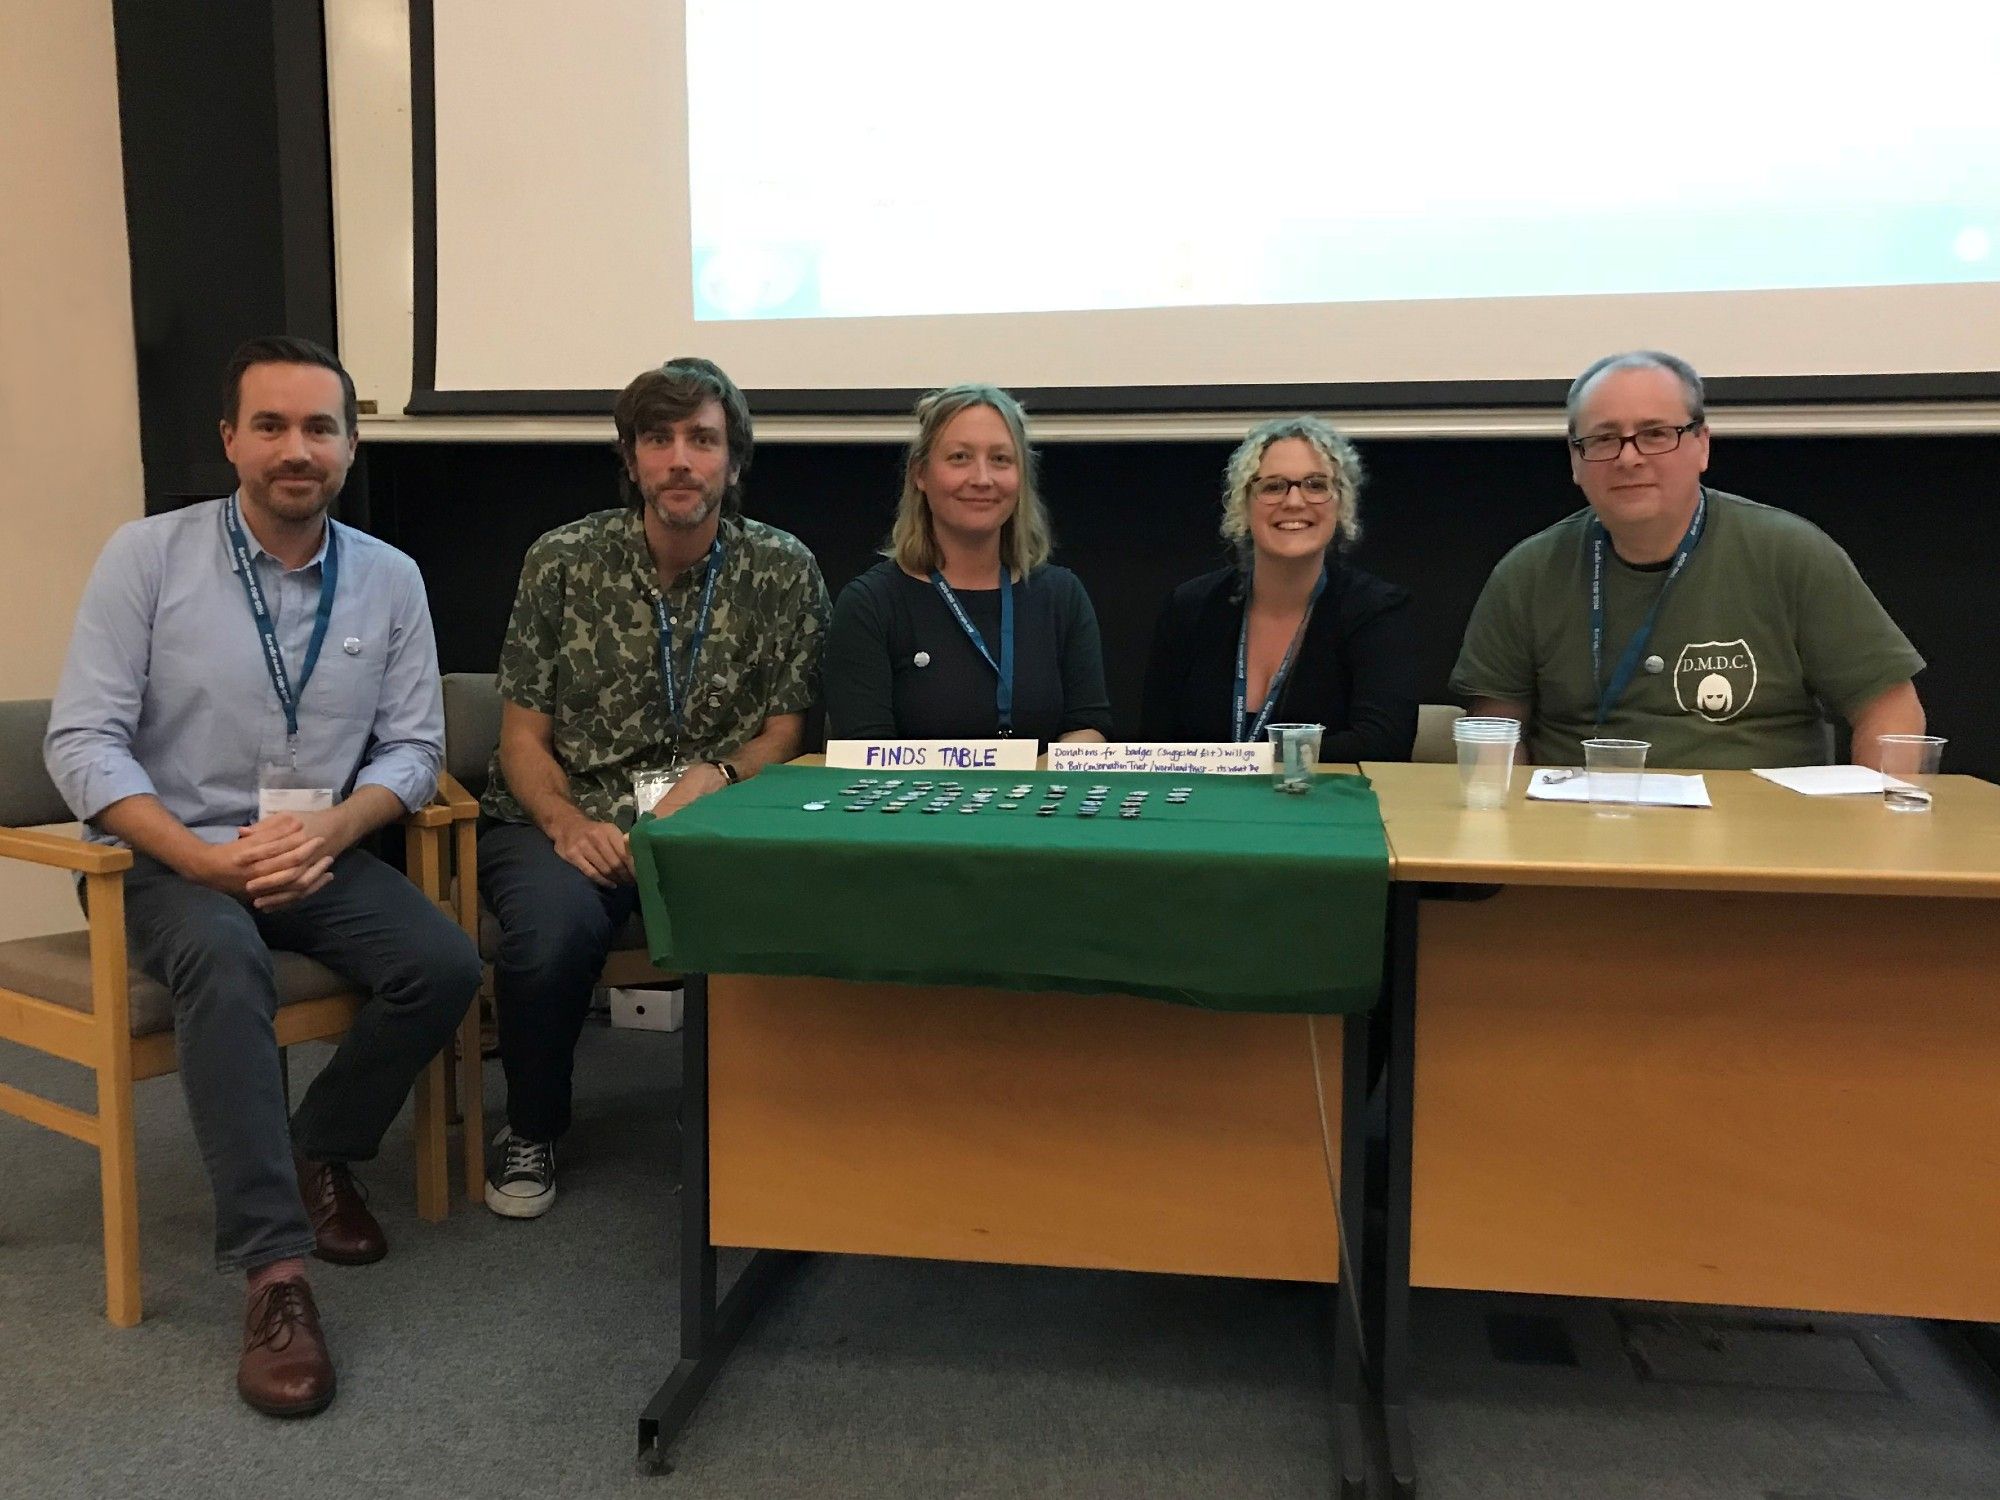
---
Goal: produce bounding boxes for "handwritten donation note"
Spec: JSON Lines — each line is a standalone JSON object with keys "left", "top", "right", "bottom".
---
{"left": 824, "top": 739, "right": 1041, "bottom": 772}
{"left": 1045, "top": 742, "right": 1274, "bottom": 775}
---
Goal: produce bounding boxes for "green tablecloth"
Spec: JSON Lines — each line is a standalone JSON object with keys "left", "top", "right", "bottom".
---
{"left": 630, "top": 764, "right": 1388, "bottom": 1014}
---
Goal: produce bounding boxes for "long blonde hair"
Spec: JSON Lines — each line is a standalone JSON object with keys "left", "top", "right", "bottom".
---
{"left": 886, "top": 384, "right": 1052, "bottom": 579}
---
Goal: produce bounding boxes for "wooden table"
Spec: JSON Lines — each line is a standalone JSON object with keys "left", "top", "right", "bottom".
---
{"left": 637, "top": 765, "right": 1377, "bottom": 1497}
{"left": 1361, "top": 762, "right": 2000, "bottom": 1497}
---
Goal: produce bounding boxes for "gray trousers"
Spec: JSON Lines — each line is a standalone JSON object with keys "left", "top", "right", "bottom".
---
{"left": 120, "top": 848, "right": 481, "bottom": 1272}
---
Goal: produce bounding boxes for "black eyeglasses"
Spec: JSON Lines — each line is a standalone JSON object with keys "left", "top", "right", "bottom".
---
{"left": 1251, "top": 474, "right": 1336, "bottom": 503}
{"left": 1569, "top": 421, "right": 1703, "bottom": 463}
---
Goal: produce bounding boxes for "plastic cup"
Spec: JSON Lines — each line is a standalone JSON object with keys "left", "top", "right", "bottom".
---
{"left": 1451, "top": 716, "right": 1520, "bottom": 809}
{"left": 1875, "top": 734, "right": 1945, "bottom": 813}
{"left": 1267, "top": 722, "right": 1324, "bottom": 794}
{"left": 1581, "top": 738, "right": 1649, "bottom": 817}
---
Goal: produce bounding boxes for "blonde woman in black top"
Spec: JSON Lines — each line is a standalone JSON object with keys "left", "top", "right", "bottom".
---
{"left": 824, "top": 384, "right": 1112, "bottom": 745}
{"left": 1142, "top": 415, "right": 1418, "bottom": 760}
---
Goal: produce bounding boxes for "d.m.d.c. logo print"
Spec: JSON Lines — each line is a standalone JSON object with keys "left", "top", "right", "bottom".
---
{"left": 1673, "top": 640, "right": 1757, "bottom": 722}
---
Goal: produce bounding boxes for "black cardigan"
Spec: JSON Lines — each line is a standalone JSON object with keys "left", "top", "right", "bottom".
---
{"left": 1139, "top": 560, "right": 1420, "bottom": 760}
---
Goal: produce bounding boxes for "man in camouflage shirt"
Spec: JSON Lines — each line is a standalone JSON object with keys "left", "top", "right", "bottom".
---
{"left": 478, "top": 357, "right": 830, "bottom": 1217}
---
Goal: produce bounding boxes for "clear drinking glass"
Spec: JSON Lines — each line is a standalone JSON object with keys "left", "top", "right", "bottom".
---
{"left": 1452, "top": 716, "right": 1520, "bottom": 809}
{"left": 1267, "top": 723, "right": 1324, "bottom": 794}
{"left": 1581, "top": 738, "right": 1650, "bottom": 817}
{"left": 1875, "top": 734, "right": 1946, "bottom": 813}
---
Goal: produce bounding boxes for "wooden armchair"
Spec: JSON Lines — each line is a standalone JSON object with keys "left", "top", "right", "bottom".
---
{"left": 0, "top": 698, "right": 457, "bottom": 1326}
{"left": 437, "top": 672, "right": 676, "bottom": 1202}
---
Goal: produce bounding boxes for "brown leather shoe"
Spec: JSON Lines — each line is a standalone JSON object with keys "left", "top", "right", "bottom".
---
{"left": 238, "top": 1277, "right": 336, "bottom": 1417}
{"left": 296, "top": 1155, "right": 388, "bottom": 1265}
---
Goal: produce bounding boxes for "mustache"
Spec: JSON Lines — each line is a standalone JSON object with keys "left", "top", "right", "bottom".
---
{"left": 267, "top": 466, "right": 326, "bottom": 482}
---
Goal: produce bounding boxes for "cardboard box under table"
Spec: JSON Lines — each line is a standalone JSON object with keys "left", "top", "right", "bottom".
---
{"left": 629, "top": 763, "right": 1388, "bottom": 1489}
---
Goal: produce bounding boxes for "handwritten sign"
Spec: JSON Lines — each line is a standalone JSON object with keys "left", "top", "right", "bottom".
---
{"left": 825, "top": 739, "right": 1041, "bottom": 772}
{"left": 1045, "top": 742, "right": 1274, "bottom": 774}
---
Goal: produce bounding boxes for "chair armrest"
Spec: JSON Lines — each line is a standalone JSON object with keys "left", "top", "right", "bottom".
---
{"left": 435, "top": 773, "right": 480, "bottom": 822}
{"left": 0, "top": 827, "right": 134, "bottom": 874}
{"left": 404, "top": 803, "right": 455, "bottom": 830}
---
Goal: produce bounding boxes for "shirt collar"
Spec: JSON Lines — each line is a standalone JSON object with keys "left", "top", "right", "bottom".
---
{"left": 629, "top": 507, "right": 739, "bottom": 593}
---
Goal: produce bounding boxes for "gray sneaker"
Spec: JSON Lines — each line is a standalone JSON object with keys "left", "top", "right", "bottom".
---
{"left": 484, "top": 1128, "right": 556, "bottom": 1219}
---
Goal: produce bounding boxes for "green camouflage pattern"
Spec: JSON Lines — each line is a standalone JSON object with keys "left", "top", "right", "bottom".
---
{"left": 482, "top": 507, "right": 830, "bottom": 828}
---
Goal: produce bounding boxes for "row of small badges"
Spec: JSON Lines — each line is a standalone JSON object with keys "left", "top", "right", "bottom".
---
{"left": 803, "top": 778, "right": 1197, "bottom": 819}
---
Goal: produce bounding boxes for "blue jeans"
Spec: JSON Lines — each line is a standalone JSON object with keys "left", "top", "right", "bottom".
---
{"left": 121, "top": 849, "right": 480, "bottom": 1272}
{"left": 478, "top": 820, "right": 641, "bottom": 1144}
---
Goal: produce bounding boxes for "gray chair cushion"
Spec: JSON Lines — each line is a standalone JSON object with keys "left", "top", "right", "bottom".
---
{"left": 0, "top": 930, "right": 352, "bottom": 1037}
{"left": 0, "top": 699, "right": 70, "bottom": 828}
{"left": 442, "top": 672, "right": 501, "bottom": 797}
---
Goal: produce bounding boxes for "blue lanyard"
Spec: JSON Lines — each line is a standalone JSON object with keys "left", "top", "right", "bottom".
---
{"left": 653, "top": 538, "right": 724, "bottom": 734}
{"left": 1589, "top": 490, "right": 1707, "bottom": 725}
{"left": 223, "top": 495, "right": 338, "bottom": 742}
{"left": 928, "top": 569, "right": 1015, "bottom": 735}
{"left": 1233, "top": 566, "right": 1327, "bottom": 743}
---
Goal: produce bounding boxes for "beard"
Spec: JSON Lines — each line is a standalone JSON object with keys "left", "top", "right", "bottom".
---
{"left": 244, "top": 466, "right": 341, "bottom": 524}
{"left": 644, "top": 470, "right": 726, "bottom": 532}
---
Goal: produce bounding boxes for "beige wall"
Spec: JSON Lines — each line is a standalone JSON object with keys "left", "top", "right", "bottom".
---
{"left": 0, "top": 0, "right": 145, "bottom": 938}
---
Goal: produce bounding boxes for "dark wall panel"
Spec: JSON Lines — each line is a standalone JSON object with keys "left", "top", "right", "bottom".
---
{"left": 114, "top": 0, "right": 334, "bottom": 510}
{"left": 366, "top": 433, "right": 1997, "bottom": 778}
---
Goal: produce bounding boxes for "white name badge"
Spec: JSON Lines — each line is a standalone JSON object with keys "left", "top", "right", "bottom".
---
{"left": 825, "top": 739, "right": 1040, "bottom": 772}
{"left": 1045, "top": 741, "right": 1274, "bottom": 775}
{"left": 257, "top": 785, "right": 335, "bottom": 818}
{"left": 257, "top": 761, "right": 335, "bottom": 819}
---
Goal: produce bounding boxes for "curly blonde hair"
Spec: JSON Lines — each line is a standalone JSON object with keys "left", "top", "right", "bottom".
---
{"left": 886, "top": 384, "right": 1052, "bottom": 580}
{"left": 1219, "top": 415, "right": 1364, "bottom": 566}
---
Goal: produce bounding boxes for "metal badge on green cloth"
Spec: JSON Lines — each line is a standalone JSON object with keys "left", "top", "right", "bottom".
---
{"left": 629, "top": 763, "right": 1390, "bottom": 1015}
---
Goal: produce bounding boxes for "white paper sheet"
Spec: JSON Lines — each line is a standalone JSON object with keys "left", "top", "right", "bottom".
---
{"left": 1753, "top": 765, "right": 1914, "bottom": 796}
{"left": 1525, "top": 769, "right": 1713, "bottom": 808}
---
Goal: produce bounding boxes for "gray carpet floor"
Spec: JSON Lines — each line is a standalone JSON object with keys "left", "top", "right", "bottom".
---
{"left": 3, "top": 1025, "right": 1996, "bottom": 1499}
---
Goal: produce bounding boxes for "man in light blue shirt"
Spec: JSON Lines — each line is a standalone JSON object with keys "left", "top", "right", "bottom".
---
{"left": 45, "top": 336, "right": 479, "bottom": 1418}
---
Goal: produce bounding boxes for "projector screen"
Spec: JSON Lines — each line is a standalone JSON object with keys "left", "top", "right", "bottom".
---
{"left": 412, "top": 0, "right": 2000, "bottom": 414}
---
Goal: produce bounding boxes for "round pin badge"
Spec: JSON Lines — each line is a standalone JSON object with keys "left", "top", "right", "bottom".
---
{"left": 342, "top": 637, "right": 362, "bottom": 655}
{"left": 913, "top": 651, "right": 931, "bottom": 668}
{"left": 1644, "top": 654, "right": 1666, "bottom": 674}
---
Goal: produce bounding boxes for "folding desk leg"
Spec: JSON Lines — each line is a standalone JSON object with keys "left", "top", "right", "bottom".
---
{"left": 1379, "top": 884, "right": 1421, "bottom": 1498}
{"left": 1330, "top": 1007, "right": 1375, "bottom": 1500}
{"left": 636, "top": 973, "right": 800, "bottom": 1476}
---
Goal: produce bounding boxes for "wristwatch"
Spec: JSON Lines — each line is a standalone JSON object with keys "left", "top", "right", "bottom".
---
{"left": 704, "top": 758, "right": 741, "bottom": 786}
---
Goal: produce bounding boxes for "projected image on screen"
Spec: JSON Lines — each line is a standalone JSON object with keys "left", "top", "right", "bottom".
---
{"left": 686, "top": 1, "right": 1999, "bottom": 323}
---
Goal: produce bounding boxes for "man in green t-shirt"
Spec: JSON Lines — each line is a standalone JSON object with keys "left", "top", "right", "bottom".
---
{"left": 1450, "top": 351, "right": 1926, "bottom": 769}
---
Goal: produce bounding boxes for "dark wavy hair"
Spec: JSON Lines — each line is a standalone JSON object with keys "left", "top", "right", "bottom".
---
{"left": 613, "top": 357, "right": 754, "bottom": 514}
